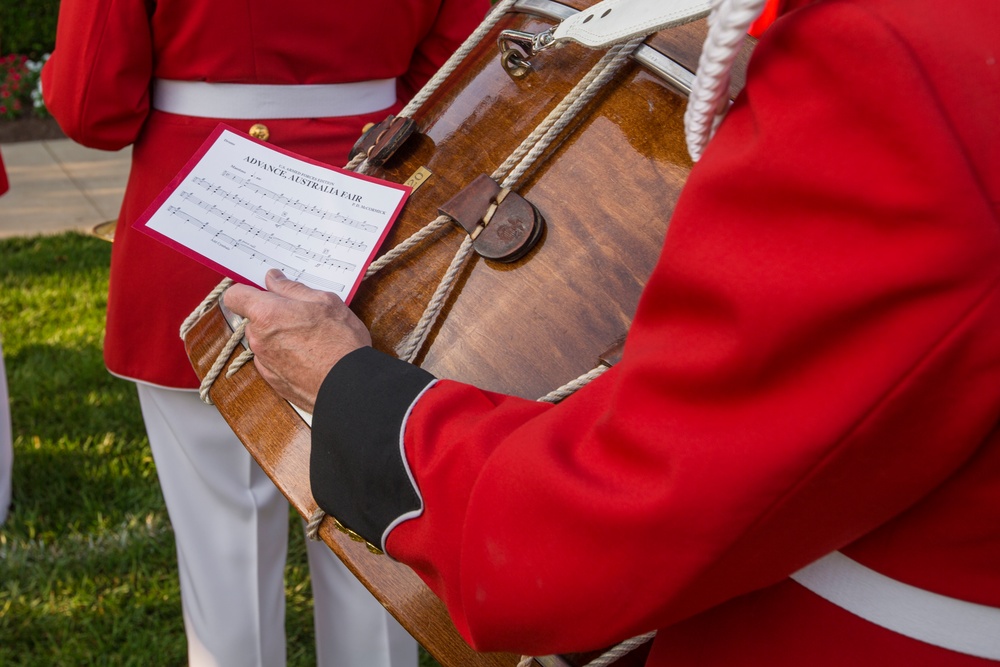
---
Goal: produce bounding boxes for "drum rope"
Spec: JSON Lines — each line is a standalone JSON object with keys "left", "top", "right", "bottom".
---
{"left": 403, "top": 0, "right": 520, "bottom": 125}
{"left": 683, "top": 0, "right": 765, "bottom": 161}
{"left": 180, "top": 277, "right": 233, "bottom": 340}
{"left": 516, "top": 630, "right": 657, "bottom": 667}
{"left": 497, "top": 36, "right": 645, "bottom": 190}
{"left": 537, "top": 364, "right": 609, "bottom": 403}
{"left": 360, "top": 27, "right": 640, "bottom": 286}
{"left": 347, "top": 0, "right": 520, "bottom": 176}
{"left": 394, "top": 37, "right": 644, "bottom": 363}
{"left": 226, "top": 348, "right": 256, "bottom": 377}
{"left": 198, "top": 314, "right": 248, "bottom": 404}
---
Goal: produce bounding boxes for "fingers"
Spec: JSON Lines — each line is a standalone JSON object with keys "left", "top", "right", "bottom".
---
{"left": 224, "top": 271, "right": 338, "bottom": 321}
{"left": 264, "top": 269, "right": 338, "bottom": 305}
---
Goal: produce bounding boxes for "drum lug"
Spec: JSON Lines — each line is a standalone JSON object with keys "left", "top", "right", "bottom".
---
{"left": 439, "top": 174, "right": 545, "bottom": 263}
{"left": 498, "top": 28, "right": 555, "bottom": 78}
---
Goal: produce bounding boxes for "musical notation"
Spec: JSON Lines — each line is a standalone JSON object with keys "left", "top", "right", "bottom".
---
{"left": 137, "top": 127, "right": 408, "bottom": 300}
{"left": 179, "top": 189, "right": 368, "bottom": 253}
{"left": 208, "top": 172, "right": 380, "bottom": 234}
{"left": 166, "top": 206, "right": 348, "bottom": 292}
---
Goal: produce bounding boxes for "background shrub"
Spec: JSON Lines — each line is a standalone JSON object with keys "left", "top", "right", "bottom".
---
{"left": 1, "top": 0, "right": 60, "bottom": 57}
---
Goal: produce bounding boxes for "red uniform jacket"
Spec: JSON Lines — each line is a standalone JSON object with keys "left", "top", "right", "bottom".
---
{"left": 0, "top": 152, "right": 8, "bottom": 196}
{"left": 42, "top": 0, "right": 487, "bottom": 387}
{"left": 310, "top": 0, "right": 1000, "bottom": 664}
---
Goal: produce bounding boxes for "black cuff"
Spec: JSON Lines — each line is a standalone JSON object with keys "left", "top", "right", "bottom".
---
{"left": 310, "top": 346, "right": 435, "bottom": 547}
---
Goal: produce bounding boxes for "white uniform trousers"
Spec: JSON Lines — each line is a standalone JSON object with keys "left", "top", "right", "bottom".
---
{"left": 0, "top": 340, "right": 12, "bottom": 525}
{"left": 137, "top": 383, "right": 416, "bottom": 667}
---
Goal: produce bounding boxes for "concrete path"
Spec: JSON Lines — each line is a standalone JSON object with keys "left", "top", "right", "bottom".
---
{"left": 0, "top": 139, "right": 131, "bottom": 239}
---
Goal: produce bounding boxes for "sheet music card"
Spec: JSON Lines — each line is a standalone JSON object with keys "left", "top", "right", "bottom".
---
{"left": 135, "top": 125, "right": 410, "bottom": 303}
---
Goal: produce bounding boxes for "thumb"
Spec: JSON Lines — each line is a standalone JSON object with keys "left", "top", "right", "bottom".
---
{"left": 263, "top": 269, "right": 328, "bottom": 303}
{"left": 223, "top": 282, "right": 267, "bottom": 318}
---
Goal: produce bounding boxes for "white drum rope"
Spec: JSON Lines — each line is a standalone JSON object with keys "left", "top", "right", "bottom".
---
{"left": 179, "top": 277, "right": 233, "bottom": 340}
{"left": 198, "top": 315, "right": 248, "bottom": 404}
{"left": 500, "top": 37, "right": 645, "bottom": 189}
{"left": 517, "top": 629, "right": 656, "bottom": 667}
{"left": 537, "top": 364, "right": 610, "bottom": 403}
{"left": 396, "top": 38, "right": 644, "bottom": 363}
{"left": 349, "top": 0, "right": 520, "bottom": 176}
{"left": 403, "top": 0, "right": 520, "bottom": 117}
{"left": 683, "top": 0, "right": 765, "bottom": 161}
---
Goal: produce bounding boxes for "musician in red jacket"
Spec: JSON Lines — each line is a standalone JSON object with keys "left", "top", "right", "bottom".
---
{"left": 0, "top": 151, "right": 9, "bottom": 527}
{"left": 41, "top": 1, "right": 487, "bottom": 665}
{"left": 0, "top": 152, "right": 8, "bottom": 197}
{"left": 231, "top": 0, "right": 1000, "bottom": 664}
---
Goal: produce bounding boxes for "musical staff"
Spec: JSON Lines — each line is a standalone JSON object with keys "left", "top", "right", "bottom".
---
{"left": 138, "top": 128, "right": 407, "bottom": 300}
{"left": 179, "top": 190, "right": 368, "bottom": 253}
{"left": 209, "top": 172, "right": 380, "bottom": 234}
{"left": 167, "top": 206, "right": 347, "bottom": 292}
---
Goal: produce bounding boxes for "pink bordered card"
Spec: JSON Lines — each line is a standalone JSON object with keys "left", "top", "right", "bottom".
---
{"left": 134, "top": 124, "right": 411, "bottom": 304}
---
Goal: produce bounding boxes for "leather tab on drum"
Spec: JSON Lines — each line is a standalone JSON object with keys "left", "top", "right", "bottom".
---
{"left": 439, "top": 174, "right": 545, "bottom": 263}
{"left": 348, "top": 115, "right": 416, "bottom": 166}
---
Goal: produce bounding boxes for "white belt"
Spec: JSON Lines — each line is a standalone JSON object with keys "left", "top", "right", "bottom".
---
{"left": 151, "top": 78, "right": 397, "bottom": 120}
{"left": 791, "top": 551, "right": 1000, "bottom": 661}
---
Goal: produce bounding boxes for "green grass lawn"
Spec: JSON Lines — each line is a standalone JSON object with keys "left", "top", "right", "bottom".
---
{"left": 0, "top": 232, "right": 440, "bottom": 666}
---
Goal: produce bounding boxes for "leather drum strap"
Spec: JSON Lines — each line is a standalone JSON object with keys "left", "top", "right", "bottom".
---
{"left": 552, "top": 0, "right": 711, "bottom": 48}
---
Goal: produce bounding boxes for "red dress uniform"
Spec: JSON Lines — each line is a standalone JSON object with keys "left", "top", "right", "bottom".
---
{"left": 0, "top": 152, "right": 8, "bottom": 196}
{"left": 310, "top": 0, "right": 1000, "bottom": 664}
{"left": 0, "top": 157, "right": 9, "bottom": 518}
{"left": 42, "top": 0, "right": 487, "bottom": 389}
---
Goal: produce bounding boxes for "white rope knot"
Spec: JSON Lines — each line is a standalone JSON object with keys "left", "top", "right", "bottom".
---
{"left": 306, "top": 507, "right": 326, "bottom": 541}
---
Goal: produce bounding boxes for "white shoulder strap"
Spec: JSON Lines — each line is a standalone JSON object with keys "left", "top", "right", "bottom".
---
{"left": 552, "top": 0, "right": 711, "bottom": 48}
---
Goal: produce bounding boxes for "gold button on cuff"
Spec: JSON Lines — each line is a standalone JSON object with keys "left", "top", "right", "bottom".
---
{"left": 331, "top": 517, "right": 384, "bottom": 555}
{"left": 249, "top": 123, "right": 270, "bottom": 141}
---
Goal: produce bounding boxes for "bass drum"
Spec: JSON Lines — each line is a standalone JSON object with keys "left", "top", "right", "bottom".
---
{"left": 185, "top": 1, "right": 752, "bottom": 664}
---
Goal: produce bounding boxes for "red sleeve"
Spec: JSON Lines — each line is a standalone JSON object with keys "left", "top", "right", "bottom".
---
{"left": 41, "top": 0, "right": 154, "bottom": 150}
{"left": 385, "top": 1, "right": 1000, "bottom": 655}
{"left": 397, "top": 0, "right": 490, "bottom": 101}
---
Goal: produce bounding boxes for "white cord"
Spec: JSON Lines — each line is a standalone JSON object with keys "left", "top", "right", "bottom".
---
{"left": 684, "top": 0, "right": 766, "bottom": 161}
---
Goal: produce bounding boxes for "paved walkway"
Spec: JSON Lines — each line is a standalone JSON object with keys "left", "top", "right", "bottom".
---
{"left": 0, "top": 139, "right": 131, "bottom": 238}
